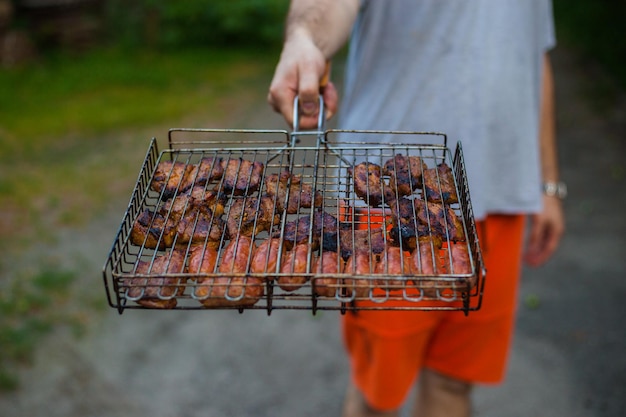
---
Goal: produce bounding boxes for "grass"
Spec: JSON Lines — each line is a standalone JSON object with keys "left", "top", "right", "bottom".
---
{"left": 0, "top": 46, "right": 275, "bottom": 154}
{"left": 0, "top": 45, "right": 278, "bottom": 390}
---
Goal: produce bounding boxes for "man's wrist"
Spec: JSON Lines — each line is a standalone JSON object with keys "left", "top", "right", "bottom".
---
{"left": 543, "top": 181, "right": 568, "bottom": 199}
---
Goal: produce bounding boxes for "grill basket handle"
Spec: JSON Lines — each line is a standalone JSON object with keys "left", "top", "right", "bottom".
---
{"left": 292, "top": 95, "right": 326, "bottom": 134}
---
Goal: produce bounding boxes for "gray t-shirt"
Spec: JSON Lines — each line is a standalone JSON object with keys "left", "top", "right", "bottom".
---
{"left": 338, "top": 0, "right": 556, "bottom": 219}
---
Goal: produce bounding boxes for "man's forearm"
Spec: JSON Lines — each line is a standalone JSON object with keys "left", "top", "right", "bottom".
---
{"left": 539, "top": 53, "right": 559, "bottom": 185}
{"left": 284, "top": 0, "right": 359, "bottom": 58}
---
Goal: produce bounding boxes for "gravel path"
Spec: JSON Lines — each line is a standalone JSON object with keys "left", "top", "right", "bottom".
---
{"left": 0, "top": 47, "right": 624, "bottom": 417}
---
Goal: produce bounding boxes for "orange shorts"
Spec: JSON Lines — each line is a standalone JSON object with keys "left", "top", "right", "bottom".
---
{"left": 342, "top": 214, "right": 526, "bottom": 411}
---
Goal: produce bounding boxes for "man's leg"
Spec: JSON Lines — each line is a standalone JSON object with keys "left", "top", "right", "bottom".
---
{"left": 342, "top": 380, "right": 400, "bottom": 417}
{"left": 411, "top": 369, "right": 472, "bottom": 417}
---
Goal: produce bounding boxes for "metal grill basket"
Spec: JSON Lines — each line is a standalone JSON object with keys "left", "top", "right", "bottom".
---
{"left": 103, "top": 127, "right": 485, "bottom": 315}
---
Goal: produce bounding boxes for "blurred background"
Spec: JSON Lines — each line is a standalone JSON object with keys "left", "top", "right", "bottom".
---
{"left": 0, "top": 1, "right": 624, "bottom": 416}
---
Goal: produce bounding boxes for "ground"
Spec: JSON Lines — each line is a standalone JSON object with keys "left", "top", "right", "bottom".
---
{"left": 0, "top": 47, "right": 624, "bottom": 417}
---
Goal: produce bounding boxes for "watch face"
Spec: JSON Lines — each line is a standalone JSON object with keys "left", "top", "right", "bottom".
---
{"left": 543, "top": 182, "right": 567, "bottom": 199}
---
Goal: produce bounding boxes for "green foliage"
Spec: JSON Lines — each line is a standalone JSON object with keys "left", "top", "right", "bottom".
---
{"left": 104, "top": 0, "right": 289, "bottom": 50}
{"left": 0, "top": 47, "right": 275, "bottom": 146}
{"left": 553, "top": 0, "right": 626, "bottom": 89}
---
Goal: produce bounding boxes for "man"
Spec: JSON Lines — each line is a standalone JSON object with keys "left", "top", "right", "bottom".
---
{"left": 268, "top": 1, "right": 566, "bottom": 416}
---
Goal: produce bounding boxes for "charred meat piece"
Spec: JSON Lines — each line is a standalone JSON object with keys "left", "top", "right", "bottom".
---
{"left": 225, "top": 196, "right": 279, "bottom": 239}
{"left": 151, "top": 160, "right": 196, "bottom": 198}
{"left": 125, "top": 250, "right": 186, "bottom": 309}
{"left": 187, "top": 244, "right": 219, "bottom": 275}
{"left": 383, "top": 154, "right": 428, "bottom": 197}
{"left": 314, "top": 210, "right": 343, "bottom": 252}
{"left": 176, "top": 209, "right": 225, "bottom": 249}
{"left": 162, "top": 186, "right": 227, "bottom": 220}
{"left": 375, "top": 246, "right": 411, "bottom": 290}
{"left": 389, "top": 197, "right": 464, "bottom": 248}
{"left": 264, "top": 171, "right": 323, "bottom": 214}
{"left": 343, "top": 250, "right": 377, "bottom": 298}
{"left": 408, "top": 236, "right": 443, "bottom": 297}
{"left": 194, "top": 235, "right": 264, "bottom": 307}
{"left": 349, "top": 162, "right": 395, "bottom": 207}
{"left": 409, "top": 236, "right": 443, "bottom": 275}
{"left": 423, "top": 163, "right": 458, "bottom": 204}
{"left": 222, "top": 158, "right": 265, "bottom": 196}
{"left": 278, "top": 243, "right": 311, "bottom": 292}
{"left": 187, "top": 157, "right": 225, "bottom": 187}
{"left": 338, "top": 227, "right": 386, "bottom": 260}
{"left": 190, "top": 243, "right": 257, "bottom": 308}
{"left": 250, "top": 238, "right": 284, "bottom": 277}
{"left": 414, "top": 199, "right": 465, "bottom": 241}
{"left": 389, "top": 197, "right": 431, "bottom": 251}
{"left": 313, "top": 251, "right": 343, "bottom": 298}
{"left": 278, "top": 209, "right": 341, "bottom": 251}
{"left": 443, "top": 242, "right": 476, "bottom": 290}
{"left": 277, "top": 215, "right": 316, "bottom": 250}
{"left": 130, "top": 209, "right": 176, "bottom": 250}
{"left": 440, "top": 242, "right": 473, "bottom": 275}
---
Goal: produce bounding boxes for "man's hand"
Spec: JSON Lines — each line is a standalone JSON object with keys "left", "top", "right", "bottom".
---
{"left": 267, "top": 30, "right": 338, "bottom": 129}
{"left": 524, "top": 195, "right": 565, "bottom": 267}
{"left": 268, "top": 0, "right": 357, "bottom": 129}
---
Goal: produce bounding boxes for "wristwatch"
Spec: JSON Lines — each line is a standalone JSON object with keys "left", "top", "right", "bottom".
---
{"left": 543, "top": 181, "right": 568, "bottom": 199}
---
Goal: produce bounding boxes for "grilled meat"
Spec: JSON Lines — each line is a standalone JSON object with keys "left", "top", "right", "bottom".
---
{"left": 250, "top": 238, "right": 284, "bottom": 277}
{"left": 375, "top": 246, "right": 411, "bottom": 290}
{"left": 442, "top": 242, "right": 476, "bottom": 290}
{"left": 383, "top": 154, "right": 428, "bottom": 197}
{"left": 343, "top": 250, "right": 377, "bottom": 298}
{"left": 225, "top": 196, "right": 279, "bottom": 239}
{"left": 190, "top": 242, "right": 258, "bottom": 308}
{"left": 130, "top": 209, "right": 176, "bottom": 250}
{"left": 277, "top": 215, "right": 314, "bottom": 250}
{"left": 222, "top": 158, "right": 265, "bottom": 196}
{"left": 187, "top": 244, "right": 219, "bottom": 275}
{"left": 338, "top": 227, "right": 386, "bottom": 260}
{"left": 203, "top": 235, "right": 264, "bottom": 306}
{"left": 264, "top": 171, "right": 323, "bottom": 214}
{"left": 278, "top": 243, "right": 311, "bottom": 292}
{"left": 423, "top": 162, "right": 458, "bottom": 204}
{"left": 409, "top": 236, "right": 442, "bottom": 275}
{"left": 349, "top": 162, "right": 395, "bottom": 207}
{"left": 312, "top": 251, "right": 343, "bottom": 298}
{"left": 440, "top": 242, "right": 472, "bottom": 275}
{"left": 389, "top": 197, "right": 464, "bottom": 249}
{"left": 388, "top": 197, "right": 430, "bottom": 251}
{"left": 409, "top": 236, "right": 443, "bottom": 297}
{"left": 316, "top": 209, "right": 343, "bottom": 252}
{"left": 175, "top": 208, "right": 225, "bottom": 249}
{"left": 162, "top": 186, "right": 227, "bottom": 220}
{"left": 188, "top": 157, "right": 225, "bottom": 186}
{"left": 151, "top": 160, "right": 196, "bottom": 198}
{"left": 414, "top": 199, "right": 465, "bottom": 241}
{"left": 125, "top": 250, "right": 186, "bottom": 309}
{"left": 277, "top": 209, "right": 342, "bottom": 251}
{"left": 132, "top": 185, "right": 227, "bottom": 250}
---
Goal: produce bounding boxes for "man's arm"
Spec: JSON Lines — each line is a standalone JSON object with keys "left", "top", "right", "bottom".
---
{"left": 524, "top": 53, "right": 565, "bottom": 267}
{"left": 268, "top": 0, "right": 359, "bottom": 128}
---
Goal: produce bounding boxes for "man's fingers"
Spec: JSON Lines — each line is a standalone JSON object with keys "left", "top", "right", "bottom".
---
{"left": 323, "top": 82, "right": 339, "bottom": 120}
{"left": 298, "top": 63, "right": 323, "bottom": 116}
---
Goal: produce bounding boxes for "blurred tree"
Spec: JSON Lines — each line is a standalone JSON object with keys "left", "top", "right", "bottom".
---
{"left": 104, "top": 0, "right": 289, "bottom": 50}
{"left": 553, "top": 0, "right": 626, "bottom": 89}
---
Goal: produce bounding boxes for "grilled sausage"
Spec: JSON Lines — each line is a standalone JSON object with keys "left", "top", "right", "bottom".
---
{"left": 313, "top": 251, "right": 343, "bottom": 297}
{"left": 278, "top": 243, "right": 311, "bottom": 292}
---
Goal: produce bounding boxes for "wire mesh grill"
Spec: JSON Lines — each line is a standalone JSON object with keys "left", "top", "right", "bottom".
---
{"left": 102, "top": 128, "right": 485, "bottom": 315}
